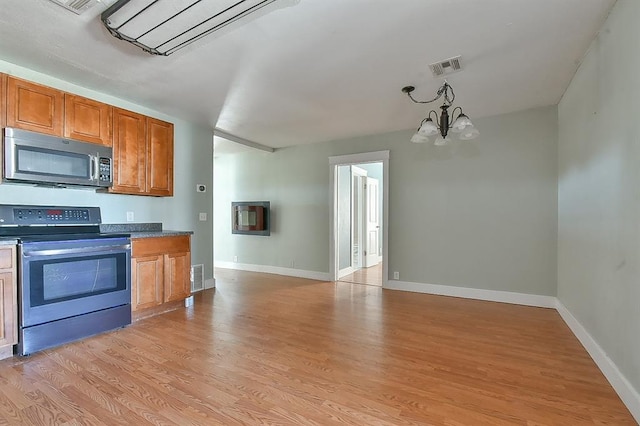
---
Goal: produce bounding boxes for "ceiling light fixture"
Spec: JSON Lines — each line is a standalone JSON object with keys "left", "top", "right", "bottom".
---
{"left": 402, "top": 81, "right": 479, "bottom": 146}
{"left": 101, "top": 0, "right": 292, "bottom": 56}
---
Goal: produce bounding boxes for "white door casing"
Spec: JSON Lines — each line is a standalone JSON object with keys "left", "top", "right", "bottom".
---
{"left": 328, "top": 150, "right": 389, "bottom": 286}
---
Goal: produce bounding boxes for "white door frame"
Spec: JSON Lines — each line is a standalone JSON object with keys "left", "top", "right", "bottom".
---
{"left": 329, "top": 150, "right": 389, "bottom": 287}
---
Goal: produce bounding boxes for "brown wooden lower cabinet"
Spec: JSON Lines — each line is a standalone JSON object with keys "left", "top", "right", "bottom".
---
{"left": 131, "top": 235, "right": 191, "bottom": 320}
{"left": 0, "top": 246, "right": 17, "bottom": 360}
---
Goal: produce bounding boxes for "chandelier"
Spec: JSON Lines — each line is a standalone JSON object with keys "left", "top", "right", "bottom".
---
{"left": 401, "top": 81, "right": 479, "bottom": 145}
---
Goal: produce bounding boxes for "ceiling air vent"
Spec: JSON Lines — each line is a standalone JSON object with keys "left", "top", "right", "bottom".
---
{"left": 429, "top": 55, "right": 463, "bottom": 77}
{"left": 48, "top": 0, "right": 99, "bottom": 15}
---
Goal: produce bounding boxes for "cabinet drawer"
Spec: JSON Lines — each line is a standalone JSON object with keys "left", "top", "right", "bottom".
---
{"left": 0, "top": 248, "right": 14, "bottom": 270}
{"left": 132, "top": 235, "right": 190, "bottom": 257}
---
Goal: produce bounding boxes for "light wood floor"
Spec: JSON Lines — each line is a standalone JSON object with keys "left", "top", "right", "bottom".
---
{"left": 0, "top": 269, "right": 635, "bottom": 425}
{"left": 339, "top": 262, "right": 383, "bottom": 286}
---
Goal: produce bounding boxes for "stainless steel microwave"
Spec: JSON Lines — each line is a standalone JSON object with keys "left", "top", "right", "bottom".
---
{"left": 3, "top": 127, "right": 113, "bottom": 188}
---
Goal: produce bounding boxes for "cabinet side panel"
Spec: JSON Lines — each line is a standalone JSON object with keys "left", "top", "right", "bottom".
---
{"left": 0, "top": 73, "right": 6, "bottom": 129}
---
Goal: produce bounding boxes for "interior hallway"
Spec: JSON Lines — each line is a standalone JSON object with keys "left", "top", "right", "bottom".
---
{"left": 339, "top": 262, "right": 383, "bottom": 287}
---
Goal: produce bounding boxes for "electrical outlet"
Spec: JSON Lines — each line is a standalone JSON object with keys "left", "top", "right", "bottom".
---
{"left": 126, "top": 211, "right": 134, "bottom": 222}
{"left": 290, "top": 260, "right": 295, "bottom": 268}
{"left": 233, "top": 256, "right": 238, "bottom": 262}
{"left": 393, "top": 271, "right": 400, "bottom": 280}
{"left": 199, "top": 212, "right": 207, "bottom": 221}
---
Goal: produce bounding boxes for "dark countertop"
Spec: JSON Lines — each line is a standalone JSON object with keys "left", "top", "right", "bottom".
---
{"left": 0, "top": 237, "right": 18, "bottom": 246}
{"left": 100, "top": 223, "right": 193, "bottom": 239}
{"left": 127, "top": 230, "right": 193, "bottom": 238}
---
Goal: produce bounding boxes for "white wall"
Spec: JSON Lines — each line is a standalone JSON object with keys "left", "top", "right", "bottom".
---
{"left": 0, "top": 60, "right": 215, "bottom": 280}
{"left": 558, "top": 0, "right": 640, "bottom": 397}
{"left": 214, "top": 105, "right": 558, "bottom": 296}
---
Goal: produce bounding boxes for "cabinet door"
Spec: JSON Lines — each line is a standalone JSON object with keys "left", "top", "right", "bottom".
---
{"left": 111, "top": 108, "right": 146, "bottom": 194}
{"left": 0, "top": 73, "right": 6, "bottom": 129}
{"left": 164, "top": 251, "right": 191, "bottom": 303}
{"left": 0, "top": 272, "right": 16, "bottom": 348}
{"left": 0, "top": 247, "right": 16, "bottom": 349}
{"left": 6, "top": 76, "right": 64, "bottom": 136}
{"left": 131, "top": 255, "right": 164, "bottom": 311}
{"left": 146, "top": 118, "right": 174, "bottom": 196}
{"left": 64, "top": 94, "right": 113, "bottom": 146}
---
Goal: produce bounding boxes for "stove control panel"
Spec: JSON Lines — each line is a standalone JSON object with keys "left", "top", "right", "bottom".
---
{"left": 0, "top": 205, "right": 101, "bottom": 226}
{"left": 14, "top": 208, "right": 91, "bottom": 223}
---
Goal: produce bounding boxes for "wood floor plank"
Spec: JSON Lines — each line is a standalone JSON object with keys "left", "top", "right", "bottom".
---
{"left": 0, "top": 268, "right": 635, "bottom": 425}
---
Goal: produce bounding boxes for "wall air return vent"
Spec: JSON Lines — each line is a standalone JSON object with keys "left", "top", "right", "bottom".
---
{"left": 429, "top": 55, "right": 463, "bottom": 77}
{"left": 191, "top": 264, "right": 204, "bottom": 292}
{"left": 48, "top": 0, "right": 100, "bottom": 15}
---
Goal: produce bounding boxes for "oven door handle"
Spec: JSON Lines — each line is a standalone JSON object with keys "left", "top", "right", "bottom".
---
{"left": 22, "top": 244, "right": 131, "bottom": 257}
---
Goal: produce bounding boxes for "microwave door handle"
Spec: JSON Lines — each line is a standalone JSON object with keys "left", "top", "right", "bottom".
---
{"left": 90, "top": 155, "right": 99, "bottom": 181}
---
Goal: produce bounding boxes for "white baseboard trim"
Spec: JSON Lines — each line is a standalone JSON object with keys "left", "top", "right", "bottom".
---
{"left": 555, "top": 300, "right": 640, "bottom": 423}
{"left": 338, "top": 266, "right": 355, "bottom": 279}
{"left": 385, "top": 279, "right": 639, "bottom": 421}
{"left": 204, "top": 278, "right": 216, "bottom": 289}
{"left": 215, "top": 261, "right": 330, "bottom": 282}
{"left": 385, "top": 279, "right": 557, "bottom": 308}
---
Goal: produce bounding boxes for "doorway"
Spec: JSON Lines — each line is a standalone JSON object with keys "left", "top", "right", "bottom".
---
{"left": 329, "top": 151, "right": 389, "bottom": 287}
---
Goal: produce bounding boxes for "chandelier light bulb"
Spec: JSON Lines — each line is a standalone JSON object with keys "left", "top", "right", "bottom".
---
{"left": 459, "top": 127, "right": 480, "bottom": 140}
{"left": 434, "top": 135, "right": 450, "bottom": 146}
{"left": 417, "top": 118, "right": 439, "bottom": 136}
{"left": 451, "top": 114, "right": 473, "bottom": 133}
{"left": 410, "top": 132, "right": 430, "bottom": 143}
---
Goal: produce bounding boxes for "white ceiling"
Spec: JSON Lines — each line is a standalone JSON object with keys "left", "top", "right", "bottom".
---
{"left": 0, "top": 0, "right": 615, "bottom": 149}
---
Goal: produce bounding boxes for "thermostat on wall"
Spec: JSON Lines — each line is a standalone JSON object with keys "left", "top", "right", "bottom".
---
{"left": 196, "top": 184, "right": 206, "bottom": 193}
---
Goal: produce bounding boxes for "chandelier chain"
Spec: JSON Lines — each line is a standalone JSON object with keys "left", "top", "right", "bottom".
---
{"left": 405, "top": 82, "right": 456, "bottom": 106}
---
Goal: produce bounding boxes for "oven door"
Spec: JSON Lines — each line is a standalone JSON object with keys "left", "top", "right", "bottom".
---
{"left": 19, "top": 237, "right": 131, "bottom": 328}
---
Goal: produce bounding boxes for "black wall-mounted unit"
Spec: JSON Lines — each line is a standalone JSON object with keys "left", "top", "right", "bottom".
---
{"left": 232, "top": 201, "right": 270, "bottom": 236}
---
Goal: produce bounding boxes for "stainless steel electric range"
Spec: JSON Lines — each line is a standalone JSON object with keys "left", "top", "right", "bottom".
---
{"left": 0, "top": 204, "right": 132, "bottom": 356}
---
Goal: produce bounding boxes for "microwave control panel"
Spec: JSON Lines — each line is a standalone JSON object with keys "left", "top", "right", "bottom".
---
{"left": 98, "top": 158, "right": 112, "bottom": 183}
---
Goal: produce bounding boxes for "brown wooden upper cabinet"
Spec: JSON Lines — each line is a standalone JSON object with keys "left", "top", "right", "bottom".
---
{"left": 111, "top": 108, "right": 147, "bottom": 194}
{"left": 64, "top": 94, "right": 113, "bottom": 146}
{"left": 0, "top": 74, "right": 6, "bottom": 129}
{"left": 147, "top": 117, "right": 174, "bottom": 197}
{"left": 6, "top": 76, "right": 64, "bottom": 136}
{"left": 2, "top": 75, "right": 174, "bottom": 197}
{"left": 110, "top": 108, "right": 174, "bottom": 196}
